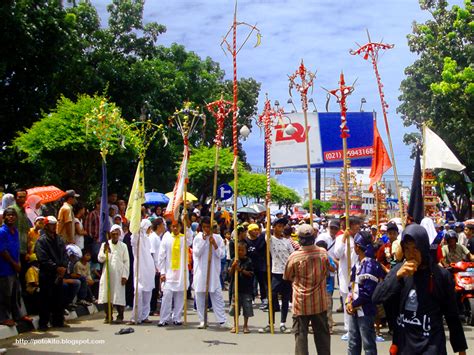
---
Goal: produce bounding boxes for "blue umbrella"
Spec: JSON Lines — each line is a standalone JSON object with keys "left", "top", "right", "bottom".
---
{"left": 145, "top": 192, "right": 169, "bottom": 205}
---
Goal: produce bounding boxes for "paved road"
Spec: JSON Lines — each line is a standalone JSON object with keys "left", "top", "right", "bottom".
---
{"left": 0, "top": 291, "right": 473, "bottom": 354}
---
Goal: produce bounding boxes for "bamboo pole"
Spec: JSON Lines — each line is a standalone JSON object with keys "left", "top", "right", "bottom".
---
{"left": 375, "top": 183, "right": 380, "bottom": 236}
{"left": 183, "top": 183, "right": 188, "bottom": 325}
{"left": 105, "top": 240, "right": 112, "bottom": 324}
{"left": 204, "top": 146, "right": 220, "bottom": 327}
{"left": 303, "top": 108, "right": 314, "bottom": 225}
{"left": 342, "top": 137, "right": 351, "bottom": 280}
{"left": 133, "top": 232, "right": 140, "bottom": 324}
{"left": 265, "top": 197, "right": 274, "bottom": 334}
{"left": 231, "top": 2, "right": 240, "bottom": 334}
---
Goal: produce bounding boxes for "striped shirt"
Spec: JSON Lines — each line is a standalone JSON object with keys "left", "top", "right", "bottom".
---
{"left": 283, "top": 245, "right": 329, "bottom": 316}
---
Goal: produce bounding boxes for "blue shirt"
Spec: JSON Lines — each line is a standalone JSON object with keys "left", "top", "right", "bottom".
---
{"left": 326, "top": 257, "right": 336, "bottom": 293}
{"left": 0, "top": 224, "right": 20, "bottom": 277}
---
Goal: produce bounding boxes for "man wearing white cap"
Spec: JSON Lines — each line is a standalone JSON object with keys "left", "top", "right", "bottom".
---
{"left": 35, "top": 216, "right": 68, "bottom": 330}
{"left": 98, "top": 224, "right": 129, "bottom": 323}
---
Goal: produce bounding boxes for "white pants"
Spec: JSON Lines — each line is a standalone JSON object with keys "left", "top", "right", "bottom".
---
{"left": 160, "top": 289, "right": 184, "bottom": 323}
{"left": 340, "top": 291, "right": 350, "bottom": 331}
{"left": 195, "top": 290, "right": 226, "bottom": 324}
{"left": 131, "top": 290, "right": 152, "bottom": 323}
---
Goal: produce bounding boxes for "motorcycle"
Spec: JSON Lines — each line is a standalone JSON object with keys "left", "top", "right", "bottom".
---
{"left": 450, "top": 261, "right": 474, "bottom": 325}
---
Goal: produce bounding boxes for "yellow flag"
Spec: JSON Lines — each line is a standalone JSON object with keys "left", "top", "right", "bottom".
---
{"left": 125, "top": 159, "right": 145, "bottom": 234}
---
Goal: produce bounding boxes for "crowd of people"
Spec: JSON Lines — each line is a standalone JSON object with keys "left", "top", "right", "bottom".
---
{"left": 0, "top": 188, "right": 471, "bottom": 354}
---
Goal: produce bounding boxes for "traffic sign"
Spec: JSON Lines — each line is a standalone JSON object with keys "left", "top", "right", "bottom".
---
{"left": 217, "top": 183, "right": 233, "bottom": 200}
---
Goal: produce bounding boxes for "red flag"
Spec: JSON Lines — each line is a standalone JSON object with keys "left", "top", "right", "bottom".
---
{"left": 369, "top": 120, "right": 392, "bottom": 189}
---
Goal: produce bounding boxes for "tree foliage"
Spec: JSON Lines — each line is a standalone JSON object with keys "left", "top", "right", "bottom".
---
{"left": 1, "top": 1, "right": 261, "bottom": 198}
{"left": 303, "top": 199, "right": 332, "bottom": 215}
{"left": 186, "top": 146, "right": 245, "bottom": 202}
{"left": 398, "top": 0, "right": 473, "bottom": 218}
{"left": 13, "top": 95, "right": 138, "bottom": 198}
{"left": 272, "top": 184, "right": 301, "bottom": 211}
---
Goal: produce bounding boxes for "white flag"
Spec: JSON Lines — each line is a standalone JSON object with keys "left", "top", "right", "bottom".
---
{"left": 424, "top": 126, "right": 466, "bottom": 171}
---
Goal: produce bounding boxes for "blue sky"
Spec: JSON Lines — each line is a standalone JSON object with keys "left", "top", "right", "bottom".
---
{"left": 93, "top": 0, "right": 462, "bottom": 196}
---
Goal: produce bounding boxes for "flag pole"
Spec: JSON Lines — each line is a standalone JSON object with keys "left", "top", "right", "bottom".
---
{"left": 422, "top": 123, "right": 426, "bottom": 202}
{"left": 133, "top": 231, "right": 141, "bottom": 324}
{"left": 375, "top": 183, "right": 380, "bottom": 235}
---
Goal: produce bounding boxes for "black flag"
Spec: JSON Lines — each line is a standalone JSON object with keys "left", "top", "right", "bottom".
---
{"left": 408, "top": 148, "right": 424, "bottom": 224}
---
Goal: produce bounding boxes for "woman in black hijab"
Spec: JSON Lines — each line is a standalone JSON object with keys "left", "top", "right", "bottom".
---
{"left": 372, "top": 224, "right": 467, "bottom": 355}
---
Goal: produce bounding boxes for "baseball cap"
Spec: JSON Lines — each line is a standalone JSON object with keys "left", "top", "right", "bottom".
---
{"left": 386, "top": 221, "right": 398, "bottom": 232}
{"left": 298, "top": 224, "right": 314, "bottom": 238}
{"left": 248, "top": 223, "right": 259, "bottom": 232}
{"left": 34, "top": 216, "right": 45, "bottom": 223}
{"left": 328, "top": 220, "right": 340, "bottom": 229}
{"left": 380, "top": 224, "right": 387, "bottom": 232}
{"left": 370, "top": 225, "right": 378, "bottom": 230}
{"left": 65, "top": 189, "right": 80, "bottom": 198}
{"left": 44, "top": 216, "right": 57, "bottom": 225}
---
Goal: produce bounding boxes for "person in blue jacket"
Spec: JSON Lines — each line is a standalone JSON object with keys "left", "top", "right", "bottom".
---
{"left": 346, "top": 231, "right": 383, "bottom": 355}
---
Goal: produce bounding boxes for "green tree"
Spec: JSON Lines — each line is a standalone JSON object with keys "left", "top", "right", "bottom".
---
{"left": 302, "top": 199, "right": 332, "bottom": 215}
{"left": 186, "top": 146, "right": 245, "bottom": 203}
{"left": 398, "top": 0, "right": 473, "bottom": 218}
{"left": 13, "top": 95, "right": 138, "bottom": 198}
{"left": 272, "top": 184, "right": 301, "bottom": 213}
{"left": 1, "top": 1, "right": 261, "bottom": 196}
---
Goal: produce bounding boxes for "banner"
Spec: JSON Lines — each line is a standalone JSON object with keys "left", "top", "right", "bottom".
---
{"left": 270, "top": 112, "right": 374, "bottom": 168}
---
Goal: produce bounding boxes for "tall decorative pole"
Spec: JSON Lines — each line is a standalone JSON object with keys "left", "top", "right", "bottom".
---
{"left": 203, "top": 96, "right": 233, "bottom": 328}
{"left": 221, "top": 1, "right": 261, "bottom": 334}
{"left": 167, "top": 102, "right": 204, "bottom": 325}
{"left": 256, "top": 95, "right": 288, "bottom": 335}
{"left": 86, "top": 99, "right": 129, "bottom": 324}
{"left": 327, "top": 72, "right": 355, "bottom": 281}
{"left": 350, "top": 32, "right": 404, "bottom": 225}
{"left": 123, "top": 118, "right": 167, "bottom": 325}
{"left": 288, "top": 60, "right": 316, "bottom": 224}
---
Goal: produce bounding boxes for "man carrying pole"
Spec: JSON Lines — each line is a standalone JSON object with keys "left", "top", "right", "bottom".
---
{"left": 203, "top": 97, "right": 233, "bottom": 328}
{"left": 193, "top": 217, "right": 230, "bottom": 329}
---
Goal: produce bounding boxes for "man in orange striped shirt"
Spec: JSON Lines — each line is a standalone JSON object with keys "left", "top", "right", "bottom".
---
{"left": 284, "top": 224, "right": 331, "bottom": 355}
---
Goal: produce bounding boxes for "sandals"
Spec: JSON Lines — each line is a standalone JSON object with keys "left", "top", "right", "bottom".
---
{"left": 243, "top": 327, "right": 250, "bottom": 334}
{"left": 114, "top": 327, "right": 135, "bottom": 335}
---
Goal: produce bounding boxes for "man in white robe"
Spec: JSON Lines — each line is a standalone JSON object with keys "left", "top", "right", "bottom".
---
{"left": 130, "top": 219, "right": 155, "bottom": 324}
{"left": 98, "top": 224, "right": 130, "bottom": 323}
{"left": 157, "top": 219, "right": 193, "bottom": 326}
{"left": 193, "top": 217, "right": 230, "bottom": 329}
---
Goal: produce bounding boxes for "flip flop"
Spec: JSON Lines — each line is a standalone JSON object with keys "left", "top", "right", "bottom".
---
{"left": 115, "top": 327, "right": 135, "bottom": 335}
{"left": 243, "top": 328, "right": 250, "bottom": 334}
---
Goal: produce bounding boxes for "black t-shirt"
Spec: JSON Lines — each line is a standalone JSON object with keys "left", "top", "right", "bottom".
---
{"left": 231, "top": 257, "right": 254, "bottom": 295}
{"left": 467, "top": 237, "right": 474, "bottom": 254}
{"left": 245, "top": 233, "right": 267, "bottom": 272}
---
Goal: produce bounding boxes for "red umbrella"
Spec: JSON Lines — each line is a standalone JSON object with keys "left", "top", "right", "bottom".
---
{"left": 27, "top": 186, "right": 66, "bottom": 203}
